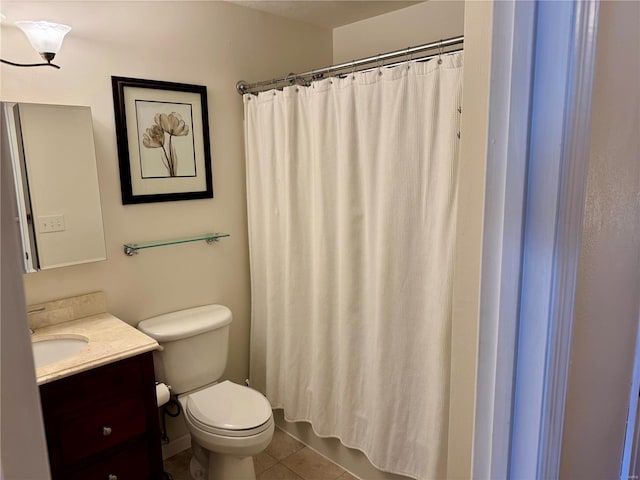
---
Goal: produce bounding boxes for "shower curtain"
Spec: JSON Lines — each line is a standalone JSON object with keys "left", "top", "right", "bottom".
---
{"left": 245, "top": 52, "right": 463, "bottom": 480}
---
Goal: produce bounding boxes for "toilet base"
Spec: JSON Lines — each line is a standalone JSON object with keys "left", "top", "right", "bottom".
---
{"left": 190, "top": 439, "right": 256, "bottom": 480}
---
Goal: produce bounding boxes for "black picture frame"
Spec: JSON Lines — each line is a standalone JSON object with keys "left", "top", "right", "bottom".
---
{"left": 112, "top": 76, "right": 213, "bottom": 204}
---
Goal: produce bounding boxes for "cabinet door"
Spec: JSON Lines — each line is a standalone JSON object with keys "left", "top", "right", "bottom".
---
{"left": 40, "top": 353, "right": 164, "bottom": 480}
{"left": 65, "top": 439, "right": 152, "bottom": 480}
{"left": 59, "top": 397, "right": 147, "bottom": 465}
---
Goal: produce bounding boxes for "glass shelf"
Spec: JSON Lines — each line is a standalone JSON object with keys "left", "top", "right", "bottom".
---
{"left": 123, "top": 233, "right": 230, "bottom": 256}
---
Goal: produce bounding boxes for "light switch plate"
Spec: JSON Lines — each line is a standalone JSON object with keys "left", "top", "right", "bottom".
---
{"left": 39, "top": 214, "right": 65, "bottom": 233}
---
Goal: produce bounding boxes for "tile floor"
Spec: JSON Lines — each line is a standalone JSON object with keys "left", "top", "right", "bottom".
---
{"left": 164, "top": 428, "right": 358, "bottom": 480}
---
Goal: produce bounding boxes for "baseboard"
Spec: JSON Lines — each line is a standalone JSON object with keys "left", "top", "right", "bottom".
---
{"left": 162, "top": 433, "right": 191, "bottom": 460}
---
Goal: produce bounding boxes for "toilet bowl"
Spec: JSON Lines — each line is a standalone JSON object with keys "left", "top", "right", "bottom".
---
{"left": 137, "top": 305, "right": 274, "bottom": 480}
{"left": 180, "top": 380, "right": 274, "bottom": 453}
{"left": 178, "top": 381, "right": 274, "bottom": 479}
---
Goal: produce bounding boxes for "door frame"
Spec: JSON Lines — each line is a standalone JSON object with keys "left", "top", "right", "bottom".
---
{"left": 621, "top": 303, "right": 640, "bottom": 479}
{"left": 472, "top": 1, "right": 600, "bottom": 478}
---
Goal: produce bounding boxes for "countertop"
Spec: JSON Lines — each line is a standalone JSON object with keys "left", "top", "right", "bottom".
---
{"left": 33, "top": 313, "right": 159, "bottom": 385}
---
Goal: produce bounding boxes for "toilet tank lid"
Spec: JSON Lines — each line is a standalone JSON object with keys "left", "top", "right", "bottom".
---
{"left": 137, "top": 304, "right": 232, "bottom": 342}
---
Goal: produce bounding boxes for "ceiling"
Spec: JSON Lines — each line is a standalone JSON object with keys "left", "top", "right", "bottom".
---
{"left": 226, "top": 1, "right": 422, "bottom": 29}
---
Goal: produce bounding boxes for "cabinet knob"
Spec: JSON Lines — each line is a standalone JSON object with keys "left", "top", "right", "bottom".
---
{"left": 102, "top": 426, "right": 113, "bottom": 436}
{"left": 107, "top": 475, "right": 118, "bottom": 480}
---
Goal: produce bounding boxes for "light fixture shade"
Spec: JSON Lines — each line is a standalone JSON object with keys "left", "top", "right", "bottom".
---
{"left": 15, "top": 21, "right": 71, "bottom": 55}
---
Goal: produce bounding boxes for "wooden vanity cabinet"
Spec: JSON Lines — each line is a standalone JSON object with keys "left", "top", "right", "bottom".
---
{"left": 39, "top": 352, "right": 164, "bottom": 480}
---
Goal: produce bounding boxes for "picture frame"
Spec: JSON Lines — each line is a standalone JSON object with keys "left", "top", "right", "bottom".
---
{"left": 111, "top": 76, "right": 213, "bottom": 204}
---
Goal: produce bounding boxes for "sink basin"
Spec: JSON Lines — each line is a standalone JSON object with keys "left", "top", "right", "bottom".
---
{"left": 32, "top": 335, "right": 89, "bottom": 369}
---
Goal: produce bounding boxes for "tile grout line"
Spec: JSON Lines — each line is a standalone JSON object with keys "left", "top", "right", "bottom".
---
{"left": 265, "top": 461, "right": 304, "bottom": 480}
{"left": 165, "top": 428, "right": 358, "bottom": 480}
{"left": 260, "top": 429, "right": 306, "bottom": 479}
{"left": 275, "top": 426, "right": 361, "bottom": 480}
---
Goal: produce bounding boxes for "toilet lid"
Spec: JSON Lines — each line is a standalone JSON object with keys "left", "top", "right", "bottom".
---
{"left": 186, "top": 381, "right": 272, "bottom": 431}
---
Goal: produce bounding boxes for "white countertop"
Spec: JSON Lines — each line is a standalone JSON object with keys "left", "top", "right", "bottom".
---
{"left": 33, "top": 313, "right": 158, "bottom": 385}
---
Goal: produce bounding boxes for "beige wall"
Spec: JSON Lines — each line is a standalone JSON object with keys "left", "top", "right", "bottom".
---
{"left": 560, "top": 1, "right": 640, "bottom": 478}
{"left": 449, "top": 1, "right": 491, "bottom": 478}
{"left": 333, "top": 1, "right": 464, "bottom": 63}
{"left": 0, "top": 1, "right": 332, "bottom": 387}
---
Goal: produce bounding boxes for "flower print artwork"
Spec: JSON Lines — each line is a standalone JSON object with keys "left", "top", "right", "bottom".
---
{"left": 142, "top": 113, "right": 190, "bottom": 176}
{"left": 136, "top": 101, "right": 197, "bottom": 178}
{"left": 113, "top": 76, "right": 213, "bottom": 204}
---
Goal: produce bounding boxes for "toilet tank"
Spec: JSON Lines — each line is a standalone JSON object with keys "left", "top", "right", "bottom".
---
{"left": 137, "top": 305, "right": 232, "bottom": 394}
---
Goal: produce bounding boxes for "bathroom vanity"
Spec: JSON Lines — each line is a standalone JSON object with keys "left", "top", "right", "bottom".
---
{"left": 40, "top": 352, "right": 162, "bottom": 480}
{"left": 30, "top": 292, "right": 164, "bottom": 480}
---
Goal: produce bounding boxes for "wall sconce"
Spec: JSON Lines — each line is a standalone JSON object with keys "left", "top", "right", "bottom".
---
{"left": 0, "top": 16, "right": 71, "bottom": 69}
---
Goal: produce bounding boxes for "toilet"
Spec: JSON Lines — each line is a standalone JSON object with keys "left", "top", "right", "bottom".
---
{"left": 138, "top": 305, "right": 274, "bottom": 480}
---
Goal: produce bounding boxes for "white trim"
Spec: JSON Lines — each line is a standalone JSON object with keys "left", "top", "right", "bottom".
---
{"left": 472, "top": 1, "right": 535, "bottom": 478}
{"left": 510, "top": 1, "right": 600, "bottom": 478}
{"left": 162, "top": 433, "right": 191, "bottom": 460}
{"left": 621, "top": 303, "right": 640, "bottom": 479}
{"left": 538, "top": 1, "right": 600, "bottom": 476}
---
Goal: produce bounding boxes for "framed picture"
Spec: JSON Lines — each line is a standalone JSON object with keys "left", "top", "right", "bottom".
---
{"left": 112, "top": 76, "right": 213, "bottom": 204}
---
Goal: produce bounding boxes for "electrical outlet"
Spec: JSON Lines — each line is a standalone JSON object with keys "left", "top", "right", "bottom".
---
{"left": 39, "top": 215, "right": 65, "bottom": 233}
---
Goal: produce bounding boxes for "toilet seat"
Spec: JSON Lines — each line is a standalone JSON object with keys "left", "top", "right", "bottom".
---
{"left": 184, "top": 381, "right": 273, "bottom": 438}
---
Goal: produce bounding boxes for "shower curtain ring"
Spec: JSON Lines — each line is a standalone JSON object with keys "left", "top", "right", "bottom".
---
{"left": 351, "top": 59, "right": 356, "bottom": 78}
{"left": 438, "top": 40, "right": 443, "bottom": 64}
{"left": 376, "top": 54, "right": 382, "bottom": 75}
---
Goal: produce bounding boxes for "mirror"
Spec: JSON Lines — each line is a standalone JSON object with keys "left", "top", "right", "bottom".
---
{"left": 1, "top": 102, "right": 106, "bottom": 272}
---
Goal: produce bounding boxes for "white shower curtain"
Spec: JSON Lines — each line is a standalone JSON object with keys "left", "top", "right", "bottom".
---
{"left": 245, "top": 52, "right": 463, "bottom": 480}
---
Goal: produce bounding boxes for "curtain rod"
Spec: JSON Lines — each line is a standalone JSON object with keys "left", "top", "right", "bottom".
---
{"left": 236, "top": 35, "right": 464, "bottom": 95}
